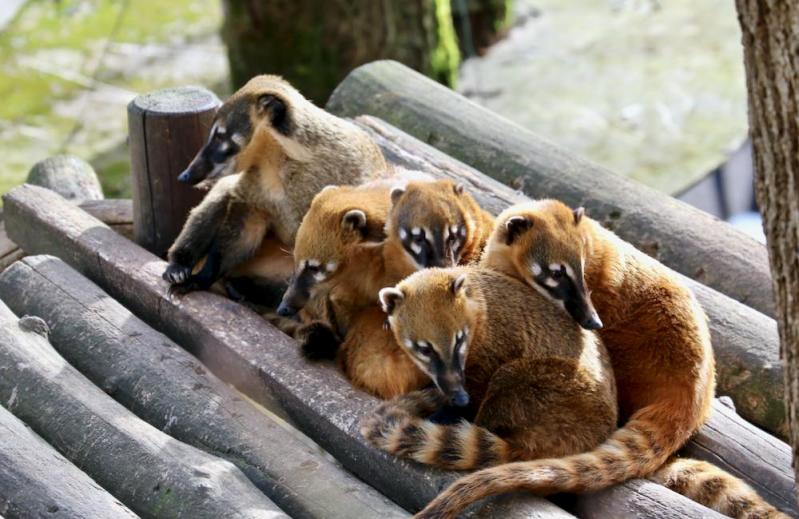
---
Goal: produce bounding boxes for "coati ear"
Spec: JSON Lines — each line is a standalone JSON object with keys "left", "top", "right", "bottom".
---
{"left": 573, "top": 207, "right": 585, "bottom": 225}
{"left": 450, "top": 274, "right": 467, "bottom": 296}
{"left": 504, "top": 216, "right": 533, "bottom": 245}
{"left": 320, "top": 185, "right": 338, "bottom": 193}
{"left": 453, "top": 183, "right": 465, "bottom": 196}
{"left": 379, "top": 287, "right": 404, "bottom": 315}
{"left": 390, "top": 187, "right": 405, "bottom": 206}
{"left": 256, "top": 93, "right": 289, "bottom": 135}
{"left": 342, "top": 209, "right": 367, "bottom": 234}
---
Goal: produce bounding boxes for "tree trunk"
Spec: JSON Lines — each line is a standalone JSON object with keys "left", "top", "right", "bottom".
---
{"left": 452, "top": 0, "right": 512, "bottom": 56}
{"left": 735, "top": 0, "right": 799, "bottom": 497}
{"left": 220, "top": 0, "right": 460, "bottom": 105}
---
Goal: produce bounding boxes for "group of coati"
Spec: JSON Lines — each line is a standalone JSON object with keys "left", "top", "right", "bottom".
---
{"left": 162, "top": 75, "right": 788, "bottom": 519}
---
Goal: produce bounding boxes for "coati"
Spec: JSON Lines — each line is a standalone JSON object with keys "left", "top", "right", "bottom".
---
{"left": 365, "top": 266, "right": 617, "bottom": 468}
{"left": 403, "top": 200, "right": 787, "bottom": 519}
{"left": 163, "top": 74, "right": 387, "bottom": 294}
{"left": 383, "top": 179, "right": 494, "bottom": 271}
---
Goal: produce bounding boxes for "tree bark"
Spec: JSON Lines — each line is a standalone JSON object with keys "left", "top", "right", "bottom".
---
{"left": 452, "top": 0, "right": 512, "bottom": 56}
{"left": 735, "top": 0, "right": 799, "bottom": 497}
{"left": 220, "top": 0, "right": 460, "bottom": 105}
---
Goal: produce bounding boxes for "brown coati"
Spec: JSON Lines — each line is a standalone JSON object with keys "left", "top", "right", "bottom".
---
{"left": 365, "top": 266, "right": 617, "bottom": 469}
{"left": 162, "top": 74, "right": 387, "bottom": 296}
{"left": 404, "top": 200, "right": 787, "bottom": 519}
{"left": 383, "top": 179, "right": 494, "bottom": 271}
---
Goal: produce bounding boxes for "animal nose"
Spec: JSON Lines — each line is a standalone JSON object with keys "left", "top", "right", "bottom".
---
{"left": 276, "top": 301, "right": 296, "bottom": 317}
{"left": 177, "top": 169, "right": 192, "bottom": 183}
{"left": 450, "top": 389, "right": 470, "bottom": 407}
{"left": 581, "top": 311, "right": 603, "bottom": 330}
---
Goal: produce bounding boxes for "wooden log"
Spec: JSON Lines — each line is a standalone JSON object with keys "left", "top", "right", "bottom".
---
{"left": 326, "top": 60, "right": 775, "bottom": 319}
{"left": 26, "top": 154, "right": 103, "bottom": 202}
{"left": 0, "top": 405, "right": 139, "bottom": 519}
{"left": 128, "top": 87, "right": 220, "bottom": 256}
{"left": 0, "top": 299, "right": 288, "bottom": 519}
{"left": 0, "top": 255, "right": 406, "bottom": 519}
{"left": 0, "top": 198, "right": 133, "bottom": 272}
{"left": 1, "top": 185, "right": 732, "bottom": 518}
{"left": 351, "top": 115, "right": 785, "bottom": 438}
{"left": 682, "top": 399, "right": 798, "bottom": 517}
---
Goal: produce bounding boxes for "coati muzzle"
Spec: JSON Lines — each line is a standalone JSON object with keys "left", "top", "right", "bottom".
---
{"left": 177, "top": 125, "right": 241, "bottom": 185}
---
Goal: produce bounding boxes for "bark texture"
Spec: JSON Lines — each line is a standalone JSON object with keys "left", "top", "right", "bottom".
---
{"left": 220, "top": 0, "right": 460, "bottom": 104}
{"left": 736, "top": 0, "right": 799, "bottom": 496}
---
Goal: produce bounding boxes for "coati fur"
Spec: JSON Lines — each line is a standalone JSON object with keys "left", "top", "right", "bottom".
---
{"left": 407, "top": 200, "right": 787, "bottom": 519}
{"left": 365, "top": 266, "right": 618, "bottom": 471}
{"left": 384, "top": 179, "right": 494, "bottom": 271}
{"left": 163, "top": 74, "right": 387, "bottom": 295}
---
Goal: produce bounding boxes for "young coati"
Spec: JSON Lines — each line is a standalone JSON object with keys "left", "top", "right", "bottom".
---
{"left": 163, "top": 74, "right": 387, "bottom": 294}
{"left": 404, "top": 200, "right": 787, "bottom": 519}
{"left": 383, "top": 179, "right": 494, "bottom": 271}
{"left": 366, "top": 266, "right": 617, "bottom": 468}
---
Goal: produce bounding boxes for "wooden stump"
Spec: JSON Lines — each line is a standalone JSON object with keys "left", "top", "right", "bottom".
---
{"left": 128, "top": 87, "right": 220, "bottom": 257}
{"left": 0, "top": 255, "right": 407, "bottom": 519}
{"left": 0, "top": 405, "right": 138, "bottom": 519}
{"left": 0, "top": 299, "right": 288, "bottom": 519}
{"left": 26, "top": 155, "right": 104, "bottom": 202}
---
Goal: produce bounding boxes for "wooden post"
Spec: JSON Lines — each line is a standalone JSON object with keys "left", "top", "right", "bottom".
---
{"left": 128, "top": 87, "right": 220, "bottom": 256}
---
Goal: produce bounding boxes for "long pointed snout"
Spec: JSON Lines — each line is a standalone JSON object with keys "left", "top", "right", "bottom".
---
{"left": 566, "top": 295, "right": 604, "bottom": 331}
{"left": 177, "top": 151, "right": 213, "bottom": 185}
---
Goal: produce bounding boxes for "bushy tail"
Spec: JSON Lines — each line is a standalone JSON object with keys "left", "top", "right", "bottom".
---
{"left": 360, "top": 390, "right": 510, "bottom": 471}
{"left": 413, "top": 413, "right": 682, "bottom": 519}
{"left": 651, "top": 458, "right": 789, "bottom": 519}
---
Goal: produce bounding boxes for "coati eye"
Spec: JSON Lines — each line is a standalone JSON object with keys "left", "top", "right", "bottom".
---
{"left": 414, "top": 341, "right": 432, "bottom": 356}
{"left": 550, "top": 268, "right": 563, "bottom": 280}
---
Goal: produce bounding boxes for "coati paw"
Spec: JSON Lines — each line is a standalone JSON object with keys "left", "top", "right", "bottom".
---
{"left": 163, "top": 263, "right": 192, "bottom": 285}
{"left": 298, "top": 323, "right": 340, "bottom": 360}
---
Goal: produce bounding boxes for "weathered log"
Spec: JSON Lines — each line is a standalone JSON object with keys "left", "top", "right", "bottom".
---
{"left": 327, "top": 60, "right": 775, "bottom": 319}
{"left": 682, "top": 399, "right": 798, "bottom": 517}
{"left": 27, "top": 154, "right": 103, "bottom": 202}
{"left": 0, "top": 255, "right": 406, "bottom": 519}
{"left": 0, "top": 198, "right": 132, "bottom": 271}
{"left": 351, "top": 115, "right": 785, "bottom": 437}
{"left": 1, "top": 185, "right": 730, "bottom": 518}
{"left": 128, "top": 87, "right": 220, "bottom": 256}
{"left": 0, "top": 405, "right": 139, "bottom": 519}
{"left": 0, "top": 298, "right": 288, "bottom": 519}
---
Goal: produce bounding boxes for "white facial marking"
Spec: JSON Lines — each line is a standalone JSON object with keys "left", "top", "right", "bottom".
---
{"left": 313, "top": 272, "right": 326, "bottom": 282}
{"left": 544, "top": 277, "right": 559, "bottom": 288}
{"left": 444, "top": 227, "right": 450, "bottom": 240}
{"left": 531, "top": 262, "right": 542, "bottom": 276}
{"left": 218, "top": 141, "right": 230, "bottom": 152}
{"left": 564, "top": 264, "right": 576, "bottom": 279}
{"left": 399, "top": 228, "right": 408, "bottom": 240}
{"left": 326, "top": 262, "right": 337, "bottom": 272}
{"left": 216, "top": 124, "right": 226, "bottom": 135}
{"left": 411, "top": 242, "right": 422, "bottom": 254}
{"left": 411, "top": 227, "right": 422, "bottom": 236}
{"left": 231, "top": 133, "right": 246, "bottom": 146}
{"left": 307, "top": 259, "right": 321, "bottom": 267}
{"left": 299, "top": 259, "right": 307, "bottom": 269}
{"left": 404, "top": 339, "right": 414, "bottom": 350}
{"left": 549, "top": 263, "right": 561, "bottom": 272}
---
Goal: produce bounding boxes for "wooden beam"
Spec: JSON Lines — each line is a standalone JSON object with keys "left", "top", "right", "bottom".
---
{"left": 327, "top": 60, "right": 775, "bottom": 319}
{"left": 0, "top": 255, "right": 407, "bottom": 519}
{"left": 2, "top": 184, "right": 734, "bottom": 518}
{"left": 0, "top": 298, "right": 288, "bottom": 519}
{"left": 0, "top": 405, "right": 138, "bottom": 519}
{"left": 352, "top": 115, "right": 785, "bottom": 438}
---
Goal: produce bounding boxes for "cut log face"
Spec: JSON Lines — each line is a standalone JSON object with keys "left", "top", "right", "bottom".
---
{"left": 0, "top": 298, "right": 288, "bottom": 519}
{"left": 1, "top": 184, "right": 745, "bottom": 518}
{"left": 0, "top": 405, "right": 138, "bottom": 519}
{"left": 327, "top": 60, "right": 774, "bottom": 319}
{"left": 0, "top": 255, "right": 407, "bottom": 519}
{"left": 352, "top": 115, "right": 785, "bottom": 438}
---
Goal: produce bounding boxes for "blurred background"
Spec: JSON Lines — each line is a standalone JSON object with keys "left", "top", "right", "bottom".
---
{"left": 0, "top": 0, "right": 762, "bottom": 241}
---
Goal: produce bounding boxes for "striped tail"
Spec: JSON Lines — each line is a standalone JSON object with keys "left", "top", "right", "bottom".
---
{"left": 360, "top": 389, "right": 511, "bottom": 470}
{"left": 651, "top": 458, "right": 790, "bottom": 519}
{"left": 413, "top": 413, "right": 683, "bottom": 519}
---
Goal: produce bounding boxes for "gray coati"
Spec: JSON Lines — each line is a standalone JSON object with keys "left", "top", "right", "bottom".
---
{"left": 365, "top": 266, "right": 618, "bottom": 468}
{"left": 162, "top": 74, "right": 387, "bottom": 296}
{"left": 402, "top": 200, "right": 787, "bottom": 519}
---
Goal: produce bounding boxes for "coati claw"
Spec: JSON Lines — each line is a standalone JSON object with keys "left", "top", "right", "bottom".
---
{"left": 163, "top": 263, "right": 192, "bottom": 285}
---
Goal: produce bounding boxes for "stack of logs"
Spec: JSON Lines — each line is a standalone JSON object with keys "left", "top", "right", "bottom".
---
{"left": 0, "top": 61, "right": 794, "bottom": 518}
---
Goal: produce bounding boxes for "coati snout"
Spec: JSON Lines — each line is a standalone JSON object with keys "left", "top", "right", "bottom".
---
{"left": 177, "top": 93, "right": 289, "bottom": 185}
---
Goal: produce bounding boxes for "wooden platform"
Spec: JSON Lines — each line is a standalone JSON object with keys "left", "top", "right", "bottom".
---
{"left": 0, "top": 67, "right": 794, "bottom": 519}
